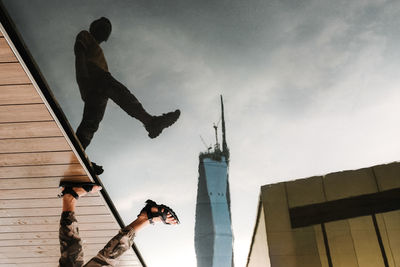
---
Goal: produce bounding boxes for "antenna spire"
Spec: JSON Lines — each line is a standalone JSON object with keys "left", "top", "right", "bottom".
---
{"left": 213, "top": 124, "right": 218, "bottom": 145}
{"left": 221, "top": 95, "right": 229, "bottom": 160}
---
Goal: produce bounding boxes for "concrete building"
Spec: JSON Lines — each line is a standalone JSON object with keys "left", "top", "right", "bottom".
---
{"left": 247, "top": 162, "right": 400, "bottom": 267}
{"left": 195, "top": 96, "right": 234, "bottom": 267}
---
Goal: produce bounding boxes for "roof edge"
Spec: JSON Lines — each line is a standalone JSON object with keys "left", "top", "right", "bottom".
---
{"left": 246, "top": 190, "right": 264, "bottom": 267}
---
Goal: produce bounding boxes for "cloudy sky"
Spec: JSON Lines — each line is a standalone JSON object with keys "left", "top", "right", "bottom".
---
{"left": 4, "top": 0, "right": 400, "bottom": 266}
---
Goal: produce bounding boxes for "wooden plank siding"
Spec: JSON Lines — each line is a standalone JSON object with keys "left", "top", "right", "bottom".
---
{"left": 0, "top": 137, "right": 71, "bottom": 154}
{"left": 0, "top": 258, "right": 141, "bottom": 266}
{"left": 0, "top": 176, "right": 81, "bottom": 189}
{"left": 0, "top": 23, "right": 144, "bottom": 266}
{"left": 0, "top": 104, "right": 52, "bottom": 122}
{"left": 0, "top": 196, "right": 104, "bottom": 208}
{"left": 0, "top": 164, "right": 86, "bottom": 178}
{"left": 0, "top": 121, "right": 63, "bottom": 139}
{"left": 0, "top": 206, "right": 110, "bottom": 218}
{"left": 0, "top": 222, "right": 119, "bottom": 233}
{"left": 0, "top": 230, "right": 118, "bottom": 240}
{"left": 0, "top": 84, "right": 43, "bottom": 105}
{"left": 0, "top": 253, "right": 141, "bottom": 265}
{"left": 0, "top": 37, "right": 17, "bottom": 62}
{"left": 0, "top": 151, "right": 79, "bottom": 167}
{"left": 0, "top": 236, "right": 113, "bottom": 246}
{"left": 0, "top": 63, "right": 30, "bottom": 84}
{"left": 0, "top": 214, "right": 114, "bottom": 225}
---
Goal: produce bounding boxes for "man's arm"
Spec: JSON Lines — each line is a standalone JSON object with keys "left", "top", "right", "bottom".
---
{"left": 74, "top": 40, "right": 92, "bottom": 101}
{"left": 74, "top": 42, "right": 89, "bottom": 84}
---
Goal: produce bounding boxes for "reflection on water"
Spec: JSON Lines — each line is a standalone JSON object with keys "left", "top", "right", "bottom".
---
{"left": 73, "top": 17, "right": 181, "bottom": 175}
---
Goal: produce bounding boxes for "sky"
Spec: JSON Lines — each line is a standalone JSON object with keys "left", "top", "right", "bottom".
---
{"left": 4, "top": 0, "right": 400, "bottom": 266}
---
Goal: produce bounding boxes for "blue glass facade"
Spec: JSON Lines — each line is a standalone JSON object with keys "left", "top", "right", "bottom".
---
{"left": 195, "top": 96, "right": 233, "bottom": 267}
{"left": 195, "top": 154, "right": 234, "bottom": 267}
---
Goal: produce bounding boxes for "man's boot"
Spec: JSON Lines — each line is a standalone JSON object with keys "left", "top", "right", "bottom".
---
{"left": 91, "top": 162, "right": 104, "bottom": 175}
{"left": 145, "top": 109, "right": 180, "bottom": 138}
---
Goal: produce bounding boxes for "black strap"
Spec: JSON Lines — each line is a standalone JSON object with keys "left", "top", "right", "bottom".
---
{"left": 82, "top": 184, "right": 94, "bottom": 192}
{"left": 160, "top": 205, "right": 168, "bottom": 223}
{"left": 61, "top": 187, "right": 79, "bottom": 199}
{"left": 140, "top": 199, "right": 179, "bottom": 225}
{"left": 146, "top": 208, "right": 154, "bottom": 224}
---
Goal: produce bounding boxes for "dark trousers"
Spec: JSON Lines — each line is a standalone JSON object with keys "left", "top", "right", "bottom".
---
{"left": 76, "top": 71, "right": 150, "bottom": 149}
{"left": 59, "top": 211, "right": 135, "bottom": 267}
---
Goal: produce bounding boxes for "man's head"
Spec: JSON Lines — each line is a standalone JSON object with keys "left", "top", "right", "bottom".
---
{"left": 89, "top": 17, "right": 112, "bottom": 43}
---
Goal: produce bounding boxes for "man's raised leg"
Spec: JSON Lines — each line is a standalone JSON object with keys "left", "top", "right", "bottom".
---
{"left": 102, "top": 72, "right": 180, "bottom": 138}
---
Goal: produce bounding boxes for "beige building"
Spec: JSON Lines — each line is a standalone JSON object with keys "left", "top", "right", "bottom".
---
{"left": 247, "top": 162, "right": 400, "bottom": 267}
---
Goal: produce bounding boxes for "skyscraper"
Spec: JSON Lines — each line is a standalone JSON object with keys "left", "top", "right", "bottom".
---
{"left": 195, "top": 96, "right": 234, "bottom": 267}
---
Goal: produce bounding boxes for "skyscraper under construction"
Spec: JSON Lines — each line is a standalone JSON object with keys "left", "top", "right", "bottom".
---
{"left": 195, "top": 96, "right": 234, "bottom": 267}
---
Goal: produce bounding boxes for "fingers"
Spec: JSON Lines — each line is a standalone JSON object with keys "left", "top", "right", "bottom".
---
{"left": 165, "top": 212, "right": 179, "bottom": 224}
{"left": 92, "top": 185, "right": 102, "bottom": 193}
{"left": 166, "top": 218, "right": 178, "bottom": 224}
{"left": 146, "top": 204, "right": 179, "bottom": 225}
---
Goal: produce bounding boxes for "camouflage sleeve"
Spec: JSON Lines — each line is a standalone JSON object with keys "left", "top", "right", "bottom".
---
{"left": 83, "top": 226, "right": 136, "bottom": 267}
{"left": 59, "top": 211, "right": 84, "bottom": 267}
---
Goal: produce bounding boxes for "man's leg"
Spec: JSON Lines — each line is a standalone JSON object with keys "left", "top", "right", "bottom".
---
{"left": 101, "top": 72, "right": 152, "bottom": 125}
{"left": 76, "top": 97, "right": 108, "bottom": 150}
{"left": 102, "top": 72, "right": 180, "bottom": 138}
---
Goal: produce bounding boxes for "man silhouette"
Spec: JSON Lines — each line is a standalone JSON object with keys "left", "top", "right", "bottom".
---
{"left": 74, "top": 17, "right": 180, "bottom": 173}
